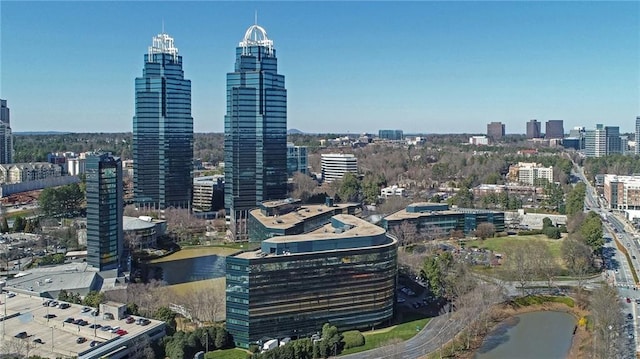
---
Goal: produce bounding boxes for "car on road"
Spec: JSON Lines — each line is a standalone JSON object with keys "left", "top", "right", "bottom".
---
{"left": 627, "top": 313, "right": 633, "bottom": 320}
{"left": 397, "top": 298, "right": 406, "bottom": 303}
{"left": 626, "top": 297, "right": 632, "bottom": 303}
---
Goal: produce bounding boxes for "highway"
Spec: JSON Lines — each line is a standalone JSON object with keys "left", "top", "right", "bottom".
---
{"left": 575, "top": 166, "right": 639, "bottom": 356}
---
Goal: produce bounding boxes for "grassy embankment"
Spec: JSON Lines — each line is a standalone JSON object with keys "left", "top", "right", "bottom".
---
{"left": 204, "top": 348, "right": 249, "bottom": 359}
{"left": 339, "top": 318, "right": 430, "bottom": 355}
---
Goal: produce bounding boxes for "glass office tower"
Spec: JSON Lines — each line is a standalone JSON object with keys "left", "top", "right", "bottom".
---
{"left": 225, "top": 24, "right": 287, "bottom": 240}
{"left": 0, "top": 99, "right": 13, "bottom": 164}
{"left": 86, "top": 152, "right": 123, "bottom": 271}
{"left": 133, "top": 32, "right": 193, "bottom": 209}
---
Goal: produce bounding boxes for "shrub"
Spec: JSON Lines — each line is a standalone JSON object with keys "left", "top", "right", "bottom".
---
{"left": 342, "top": 330, "right": 365, "bottom": 349}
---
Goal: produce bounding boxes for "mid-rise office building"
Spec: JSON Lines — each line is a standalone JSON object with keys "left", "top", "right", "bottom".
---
{"left": 378, "top": 129, "right": 404, "bottom": 141}
{"left": 507, "top": 162, "right": 554, "bottom": 185}
{"left": 381, "top": 203, "right": 505, "bottom": 235}
{"left": 226, "top": 214, "right": 397, "bottom": 348}
{"left": 487, "top": 122, "right": 505, "bottom": 141}
{"left": 584, "top": 124, "right": 621, "bottom": 157}
{"left": 0, "top": 99, "right": 13, "bottom": 164}
{"left": 86, "top": 152, "right": 124, "bottom": 272}
{"left": 133, "top": 32, "right": 193, "bottom": 209}
{"left": 321, "top": 153, "right": 358, "bottom": 183}
{"left": 469, "top": 136, "right": 489, "bottom": 145}
{"left": 225, "top": 23, "right": 288, "bottom": 241}
{"left": 526, "top": 119, "right": 542, "bottom": 139}
{"left": 287, "top": 143, "right": 308, "bottom": 176}
{"left": 545, "top": 120, "right": 564, "bottom": 139}
{"left": 192, "top": 175, "right": 224, "bottom": 214}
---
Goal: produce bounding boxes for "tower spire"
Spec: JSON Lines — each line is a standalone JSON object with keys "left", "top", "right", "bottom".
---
{"left": 162, "top": 18, "right": 165, "bottom": 34}
{"left": 254, "top": 10, "right": 258, "bottom": 25}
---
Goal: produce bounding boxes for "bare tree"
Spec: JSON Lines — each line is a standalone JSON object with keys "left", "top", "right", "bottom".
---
{"left": 531, "top": 241, "right": 558, "bottom": 288}
{"left": 128, "top": 334, "right": 155, "bottom": 359}
{"left": 590, "top": 284, "right": 624, "bottom": 359}
{"left": 501, "top": 241, "right": 537, "bottom": 295}
{"left": 291, "top": 172, "right": 318, "bottom": 202}
{"left": 475, "top": 222, "right": 496, "bottom": 239}
{"left": 561, "top": 238, "right": 593, "bottom": 288}
{"left": 389, "top": 221, "right": 417, "bottom": 246}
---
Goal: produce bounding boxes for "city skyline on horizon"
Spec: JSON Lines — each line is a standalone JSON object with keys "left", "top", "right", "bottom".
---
{"left": 1, "top": 1, "right": 639, "bottom": 134}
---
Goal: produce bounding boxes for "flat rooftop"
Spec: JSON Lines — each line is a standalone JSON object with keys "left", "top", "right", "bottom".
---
{"left": 0, "top": 292, "right": 164, "bottom": 359}
{"left": 384, "top": 206, "right": 501, "bottom": 221}
{"left": 235, "top": 214, "right": 388, "bottom": 259}
{"left": 250, "top": 202, "right": 358, "bottom": 230}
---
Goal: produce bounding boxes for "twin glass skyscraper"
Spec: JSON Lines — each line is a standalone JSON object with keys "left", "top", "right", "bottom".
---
{"left": 0, "top": 99, "right": 13, "bottom": 164}
{"left": 225, "top": 24, "right": 288, "bottom": 240}
{"left": 133, "top": 33, "right": 193, "bottom": 209}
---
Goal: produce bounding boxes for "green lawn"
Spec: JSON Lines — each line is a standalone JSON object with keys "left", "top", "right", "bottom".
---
{"left": 204, "top": 348, "right": 249, "bottom": 359}
{"left": 464, "top": 234, "right": 564, "bottom": 264}
{"left": 339, "top": 318, "right": 430, "bottom": 355}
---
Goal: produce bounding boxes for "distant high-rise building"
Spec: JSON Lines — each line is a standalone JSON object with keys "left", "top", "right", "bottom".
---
{"left": 133, "top": 32, "right": 193, "bottom": 209}
{"left": 487, "top": 122, "right": 505, "bottom": 141}
{"left": 287, "top": 143, "right": 308, "bottom": 176}
{"left": 378, "top": 129, "right": 404, "bottom": 141}
{"left": 635, "top": 116, "right": 640, "bottom": 155}
{"left": 225, "top": 24, "right": 288, "bottom": 240}
{"left": 0, "top": 99, "right": 14, "bottom": 164}
{"left": 545, "top": 120, "right": 564, "bottom": 139}
{"left": 585, "top": 124, "right": 621, "bottom": 157}
{"left": 86, "top": 152, "right": 123, "bottom": 272}
{"left": 526, "top": 119, "right": 541, "bottom": 139}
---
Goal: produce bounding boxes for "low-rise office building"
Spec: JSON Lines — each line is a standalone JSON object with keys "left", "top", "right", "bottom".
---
{"left": 226, "top": 214, "right": 397, "bottom": 348}
{"left": 381, "top": 202, "right": 505, "bottom": 235}
{"left": 321, "top": 153, "right": 357, "bottom": 183}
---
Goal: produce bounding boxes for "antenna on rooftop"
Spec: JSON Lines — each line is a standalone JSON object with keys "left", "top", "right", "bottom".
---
{"left": 255, "top": 10, "right": 258, "bottom": 25}
{"left": 162, "top": 18, "right": 165, "bottom": 33}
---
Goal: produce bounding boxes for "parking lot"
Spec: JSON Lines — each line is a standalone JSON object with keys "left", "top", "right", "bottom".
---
{"left": 1, "top": 292, "right": 163, "bottom": 358}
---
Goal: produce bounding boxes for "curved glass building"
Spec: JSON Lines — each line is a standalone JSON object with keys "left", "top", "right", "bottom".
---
{"left": 226, "top": 214, "right": 397, "bottom": 348}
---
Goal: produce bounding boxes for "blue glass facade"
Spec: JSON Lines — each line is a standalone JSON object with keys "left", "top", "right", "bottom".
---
{"left": 225, "top": 25, "right": 288, "bottom": 240}
{"left": 86, "top": 152, "right": 123, "bottom": 271}
{"left": 287, "top": 143, "right": 308, "bottom": 176}
{"left": 133, "top": 33, "right": 193, "bottom": 209}
{"left": 381, "top": 203, "right": 505, "bottom": 235}
{"left": 226, "top": 215, "right": 397, "bottom": 348}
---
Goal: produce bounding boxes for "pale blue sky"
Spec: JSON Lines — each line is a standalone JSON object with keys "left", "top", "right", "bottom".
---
{"left": 1, "top": 1, "right": 638, "bottom": 134}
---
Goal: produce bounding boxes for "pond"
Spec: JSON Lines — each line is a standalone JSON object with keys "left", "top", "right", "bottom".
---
{"left": 149, "top": 255, "right": 226, "bottom": 285}
{"left": 475, "top": 311, "right": 576, "bottom": 359}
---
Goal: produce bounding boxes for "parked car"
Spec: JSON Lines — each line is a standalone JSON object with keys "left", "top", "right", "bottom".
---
{"left": 33, "top": 338, "right": 43, "bottom": 344}
{"left": 76, "top": 337, "right": 87, "bottom": 344}
{"left": 43, "top": 314, "right": 56, "bottom": 319}
{"left": 81, "top": 307, "right": 91, "bottom": 313}
{"left": 64, "top": 317, "right": 74, "bottom": 323}
{"left": 89, "top": 324, "right": 102, "bottom": 329}
{"left": 14, "top": 331, "right": 27, "bottom": 339}
{"left": 125, "top": 316, "right": 135, "bottom": 324}
{"left": 58, "top": 303, "right": 70, "bottom": 309}
{"left": 90, "top": 340, "right": 101, "bottom": 348}
{"left": 100, "top": 325, "right": 112, "bottom": 332}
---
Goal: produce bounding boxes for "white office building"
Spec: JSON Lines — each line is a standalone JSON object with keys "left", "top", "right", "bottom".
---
{"left": 321, "top": 153, "right": 358, "bottom": 183}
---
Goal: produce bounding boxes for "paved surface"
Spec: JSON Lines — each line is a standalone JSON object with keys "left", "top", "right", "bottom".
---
{"left": 340, "top": 313, "right": 465, "bottom": 359}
